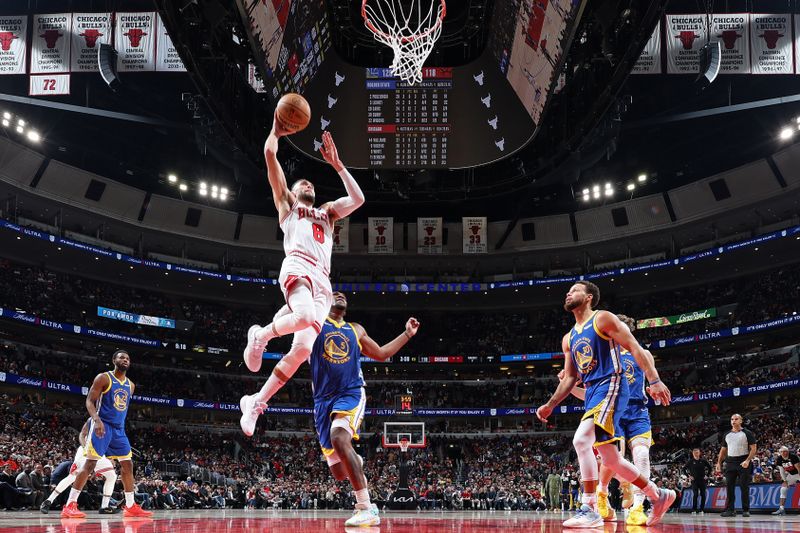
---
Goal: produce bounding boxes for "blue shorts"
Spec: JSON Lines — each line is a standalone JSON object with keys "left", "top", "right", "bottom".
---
{"left": 313, "top": 387, "right": 366, "bottom": 465}
{"left": 619, "top": 401, "right": 652, "bottom": 445}
{"left": 581, "top": 374, "right": 630, "bottom": 447}
{"left": 86, "top": 419, "right": 131, "bottom": 461}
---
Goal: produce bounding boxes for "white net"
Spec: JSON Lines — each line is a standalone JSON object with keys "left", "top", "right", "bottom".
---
{"left": 362, "top": 0, "right": 446, "bottom": 85}
{"left": 399, "top": 438, "right": 410, "bottom": 452}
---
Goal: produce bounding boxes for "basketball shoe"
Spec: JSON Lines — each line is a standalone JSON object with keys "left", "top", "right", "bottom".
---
{"left": 60, "top": 502, "right": 85, "bottom": 519}
{"left": 123, "top": 503, "right": 153, "bottom": 517}
{"left": 344, "top": 503, "right": 380, "bottom": 527}
{"left": 626, "top": 503, "right": 647, "bottom": 526}
{"left": 646, "top": 489, "right": 676, "bottom": 526}
{"left": 597, "top": 492, "right": 616, "bottom": 521}
{"left": 240, "top": 394, "right": 268, "bottom": 436}
{"left": 563, "top": 504, "right": 603, "bottom": 527}
{"left": 243, "top": 325, "right": 271, "bottom": 372}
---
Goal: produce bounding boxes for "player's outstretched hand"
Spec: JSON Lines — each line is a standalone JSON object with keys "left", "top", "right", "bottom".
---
{"left": 405, "top": 317, "right": 420, "bottom": 337}
{"left": 535, "top": 404, "right": 552, "bottom": 423}
{"left": 320, "top": 131, "right": 343, "bottom": 171}
{"left": 93, "top": 418, "right": 106, "bottom": 438}
{"left": 272, "top": 110, "right": 292, "bottom": 138}
{"left": 646, "top": 381, "right": 672, "bottom": 406}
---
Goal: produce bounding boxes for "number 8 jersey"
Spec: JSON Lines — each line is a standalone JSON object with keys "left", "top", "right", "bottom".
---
{"left": 280, "top": 199, "right": 334, "bottom": 277}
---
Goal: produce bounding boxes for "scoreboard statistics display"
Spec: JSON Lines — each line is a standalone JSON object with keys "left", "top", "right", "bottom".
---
{"left": 395, "top": 393, "right": 413, "bottom": 415}
{"left": 238, "top": 0, "right": 582, "bottom": 169}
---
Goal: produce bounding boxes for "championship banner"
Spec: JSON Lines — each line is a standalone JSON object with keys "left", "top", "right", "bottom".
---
{"left": 29, "top": 73, "right": 70, "bottom": 96}
{"left": 0, "top": 16, "right": 27, "bottom": 74}
{"left": 97, "top": 306, "right": 176, "bottom": 329}
{"left": 30, "top": 13, "right": 71, "bottom": 74}
{"left": 750, "top": 14, "right": 793, "bottom": 74}
{"left": 712, "top": 14, "right": 750, "bottom": 73}
{"left": 155, "top": 15, "right": 186, "bottom": 72}
{"left": 462, "top": 217, "right": 487, "bottom": 253}
{"left": 248, "top": 63, "right": 266, "bottom": 93}
{"left": 332, "top": 218, "right": 349, "bottom": 253}
{"left": 631, "top": 21, "right": 662, "bottom": 74}
{"left": 637, "top": 307, "right": 716, "bottom": 329}
{"left": 115, "top": 12, "right": 157, "bottom": 72}
{"left": 665, "top": 14, "right": 708, "bottom": 74}
{"left": 70, "top": 13, "right": 111, "bottom": 72}
{"left": 417, "top": 217, "right": 443, "bottom": 254}
{"left": 368, "top": 217, "right": 393, "bottom": 253}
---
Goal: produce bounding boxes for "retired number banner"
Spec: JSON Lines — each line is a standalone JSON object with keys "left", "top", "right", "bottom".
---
{"left": 116, "top": 12, "right": 156, "bottom": 72}
{"left": 155, "top": 15, "right": 186, "bottom": 72}
{"left": 750, "top": 14, "right": 793, "bottom": 74}
{"left": 29, "top": 73, "right": 70, "bottom": 96}
{"left": 31, "top": 13, "right": 71, "bottom": 74}
{"left": 463, "top": 217, "right": 487, "bottom": 253}
{"left": 417, "top": 217, "right": 443, "bottom": 254}
{"left": 666, "top": 14, "right": 708, "bottom": 74}
{"left": 70, "top": 13, "right": 111, "bottom": 72}
{"left": 332, "top": 218, "right": 349, "bottom": 254}
{"left": 712, "top": 14, "right": 750, "bottom": 73}
{"left": 368, "top": 217, "right": 393, "bottom": 254}
{"left": 0, "top": 16, "right": 27, "bottom": 74}
{"left": 631, "top": 21, "right": 661, "bottom": 74}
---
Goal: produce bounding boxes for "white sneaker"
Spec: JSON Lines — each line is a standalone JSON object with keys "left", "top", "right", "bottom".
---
{"left": 239, "top": 394, "right": 267, "bottom": 437}
{"left": 646, "top": 489, "right": 676, "bottom": 526}
{"left": 344, "top": 503, "right": 380, "bottom": 527}
{"left": 243, "top": 324, "right": 269, "bottom": 372}
{"left": 562, "top": 505, "right": 603, "bottom": 528}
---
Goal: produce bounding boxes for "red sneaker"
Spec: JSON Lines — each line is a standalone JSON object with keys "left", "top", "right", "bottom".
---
{"left": 123, "top": 503, "right": 153, "bottom": 518}
{"left": 60, "top": 501, "right": 86, "bottom": 519}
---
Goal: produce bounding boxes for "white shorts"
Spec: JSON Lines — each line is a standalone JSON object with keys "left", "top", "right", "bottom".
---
{"left": 783, "top": 471, "right": 800, "bottom": 485}
{"left": 72, "top": 446, "right": 115, "bottom": 478}
{"left": 278, "top": 256, "right": 333, "bottom": 334}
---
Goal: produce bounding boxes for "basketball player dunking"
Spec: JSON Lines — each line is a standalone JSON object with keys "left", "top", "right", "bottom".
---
{"left": 41, "top": 419, "right": 118, "bottom": 514}
{"left": 536, "top": 281, "right": 675, "bottom": 527}
{"left": 561, "top": 314, "right": 656, "bottom": 526}
{"left": 61, "top": 350, "right": 151, "bottom": 518}
{"left": 306, "top": 292, "right": 418, "bottom": 526}
{"left": 240, "top": 114, "right": 365, "bottom": 435}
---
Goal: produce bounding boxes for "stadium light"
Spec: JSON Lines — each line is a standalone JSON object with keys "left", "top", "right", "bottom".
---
{"left": 15, "top": 125, "right": 23, "bottom": 133}
{"left": 638, "top": 173, "right": 647, "bottom": 182}
{"left": 779, "top": 127, "right": 794, "bottom": 140}
{"left": 179, "top": 183, "right": 188, "bottom": 191}
{"left": 605, "top": 188, "right": 614, "bottom": 197}
{"left": 582, "top": 188, "right": 589, "bottom": 195}
{"left": 592, "top": 185, "right": 600, "bottom": 193}
{"left": 17, "top": 119, "right": 25, "bottom": 127}
{"left": 199, "top": 181, "right": 207, "bottom": 189}
{"left": 212, "top": 185, "right": 219, "bottom": 193}
{"left": 168, "top": 174, "right": 177, "bottom": 183}
{"left": 593, "top": 191, "right": 600, "bottom": 199}
{"left": 199, "top": 188, "right": 207, "bottom": 196}
{"left": 1, "top": 119, "right": 8, "bottom": 127}
{"left": 2, "top": 111, "right": 10, "bottom": 120}
{"left": 604, "top": 182, "right": 612, "bottom": 189}
{"left": 26, "top": 130, "right": 40, "bottom": 142}
{"left": 220, "top": 187, "right": 228, "bottom": 196}
{"left": 219, "top": 193, "right": 227, "bottom": 201}
{"left": 582, "top": 194, "right": 590, "bottom": 202}
{"left": 627, "top": 183, "right": 635, "bottom": 191}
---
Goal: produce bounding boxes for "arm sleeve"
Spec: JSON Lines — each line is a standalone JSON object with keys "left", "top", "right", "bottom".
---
{"left": 329, "top": 168, "right": 365, "bottom": 219}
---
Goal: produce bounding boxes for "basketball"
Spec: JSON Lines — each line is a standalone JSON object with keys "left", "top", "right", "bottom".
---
{"left": 276, "top": 93, "right": 311, "bottom": 133}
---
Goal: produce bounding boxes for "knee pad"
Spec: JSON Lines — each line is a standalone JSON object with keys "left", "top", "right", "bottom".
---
{"left": 287, "top": 285, "right": 316, "bottom": 328}
{"left": 631, "top": 445, "right": 651, "bottom": 479}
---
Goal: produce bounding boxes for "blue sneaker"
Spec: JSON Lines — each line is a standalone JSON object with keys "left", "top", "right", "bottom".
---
{"left": 563, "top": 504, "right": 603, "bottom": 527}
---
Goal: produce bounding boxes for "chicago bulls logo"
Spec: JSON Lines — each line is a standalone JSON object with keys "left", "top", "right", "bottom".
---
{"left": 424, "top": 226, "right": 435, "bottom": 236}
{"left": 81, "top": 29, "right": 104, "bottom": 48}
{"left": 718, "top": 30, "right": 741, "bottom": 50}
{"left": 40, "top": 29, "right": 62, "bottom": 49}
{"left": 760, "top": 30, "right": 784, "bottom": 49}
{"left": 375, "top": 225, "right": 386, "bottom": 235}
{"left": 470, "top": 225, "right": 481, "bottom": 235}
{"left": 124, "top": 28, "right": 147, "bottom": 47}
{"left": 675, "top": 31, "right": 700, "bottom": 50}
{"left": 0, "top": 32, "right": 17, "bottom": 52}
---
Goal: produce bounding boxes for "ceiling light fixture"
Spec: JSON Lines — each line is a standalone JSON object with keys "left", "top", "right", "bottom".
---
{"left": 179, "top": 183, "right": 188, "bottom": 191}
{"left": 779, "top": 127, "right": 794, "bottom": 140}
{"left": 168, "top": 174, "right": 177, "bottom": 183}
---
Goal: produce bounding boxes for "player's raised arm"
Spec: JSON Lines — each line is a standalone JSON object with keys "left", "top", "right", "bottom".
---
{"left": 351, "top": 318, "right": 419, "bottom": 362}
{"left": 595, "top": 311, "right": 671, "bottom": 406}
{"left": 536, "top": 334, "right": 579, "bottom": 422}
{"left": 319, "top": 131, "right": 365, "bottom": 222}
{"left": 264, "top": 111, "right": 295, "bottom": 219}
{"left": 86, "top": 373, "right": 111, "bottom": 438}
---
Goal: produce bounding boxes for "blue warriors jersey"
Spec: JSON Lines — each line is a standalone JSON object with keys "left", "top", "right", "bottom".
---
{"left": 619, "top": 349, "right": 646, "bottom": 403}
{"left": 569, "top": 311, "right": 621, "bottom": 385}
{"left": 309, "top": 318, "right": 366, "bottom": 400}
{"left": 97, "top": 371, "right": 132, "bottom": 428}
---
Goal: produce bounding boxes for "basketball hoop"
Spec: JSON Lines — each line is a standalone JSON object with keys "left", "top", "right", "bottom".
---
{"left": 362, "top": 0, "right": 446, "bottom": 85}
{"left": 399, "top": 437, "right": 411, "bottom": 453}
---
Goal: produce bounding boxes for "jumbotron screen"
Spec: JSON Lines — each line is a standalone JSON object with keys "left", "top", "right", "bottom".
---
{"left": 238, "top": 0, "right": 583, "bottom": 169}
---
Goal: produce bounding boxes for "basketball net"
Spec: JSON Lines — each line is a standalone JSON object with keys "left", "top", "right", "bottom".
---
{"left": 362, "top": 0, "right": 446, "bottom": 85}
{"left": 399, "top": 437, "right": 410, "bottom": 453}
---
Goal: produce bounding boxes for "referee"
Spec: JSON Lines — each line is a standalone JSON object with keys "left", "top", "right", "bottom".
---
{"left": 716, "top": 414, "right": 756, "bottom": 517}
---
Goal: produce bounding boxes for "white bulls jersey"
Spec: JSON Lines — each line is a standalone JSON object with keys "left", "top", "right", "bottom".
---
{"left": 72, "top": 445, "right": 114, "bottom": 477}
{"left": 280, "top": 200, "right": 334, "bottom": 276}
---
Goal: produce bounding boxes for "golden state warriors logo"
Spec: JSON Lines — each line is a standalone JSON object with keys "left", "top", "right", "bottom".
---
{"left": 113, "top": 389, "right": 129, "bottom": 412}
{"left": 623, "top": 359, "right": 636, "bottom": 385}
{"left": 323, "top": 332, "right": 351, "bottom": 365}
{"left": 573, "top": 338, "right": 597, "bottom": 375}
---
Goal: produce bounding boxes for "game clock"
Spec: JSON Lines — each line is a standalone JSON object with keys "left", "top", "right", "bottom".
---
{"left": 395, "top": 393, "right": 413, "bottom": 416}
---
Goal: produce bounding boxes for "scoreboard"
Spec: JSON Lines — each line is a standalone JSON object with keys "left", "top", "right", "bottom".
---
{"left": 395, "top": 393, "right": 413, "bottom": 416}
{"left": 366, "top": 67, "right": 451, "bottom": 167}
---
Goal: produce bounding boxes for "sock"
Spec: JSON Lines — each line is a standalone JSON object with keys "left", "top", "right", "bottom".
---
{"left": 46, "top": 489, "right": 60, "bottom": 503}
{"left": 102, "top": 475, "right": 116, "bottom": 508}
{"left": 255, "top": 373, "right": 286, "bottom": 404}
{"left": 354, "top": 488, "right": 371, "bottom": 510}
{"left": 581, "top": 491, "right": 597, "bottom": 511}
{"left": 101, "top": 495, "right": 111, "bottom": 508}
{"left": 68, "top": 488, "right": 81, "bottom": 504}
{"left": 125, "top": 492, "right": 135, "bottom": 507}
{"left": 598, "top": 481, "right": 608, "bottom": 495}
{"left": 633, "top": 490, "right": 646, "bottom": 508}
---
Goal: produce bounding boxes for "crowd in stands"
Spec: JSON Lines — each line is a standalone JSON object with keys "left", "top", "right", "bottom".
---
{"left": 1, "top": 388, "right": 798, "bottom": 513}
{"left": 1, "top": 259, "right": 799, "bottom": 358}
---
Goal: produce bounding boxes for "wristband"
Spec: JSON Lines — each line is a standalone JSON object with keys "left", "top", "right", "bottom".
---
{"left": 649, "top": 379, "right": 661, "bottom": 386}
{"left": 404, "top": 331, "right": 412, "bottom": 340}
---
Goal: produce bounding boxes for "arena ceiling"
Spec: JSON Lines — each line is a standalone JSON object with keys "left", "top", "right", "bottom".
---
{"left": 1, "top": 0, "right": 800, "bottom": 221}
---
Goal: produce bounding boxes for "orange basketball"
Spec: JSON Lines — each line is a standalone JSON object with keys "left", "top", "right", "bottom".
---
{"left": 276, "top": 93, "right": 311, "bottom": 133}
